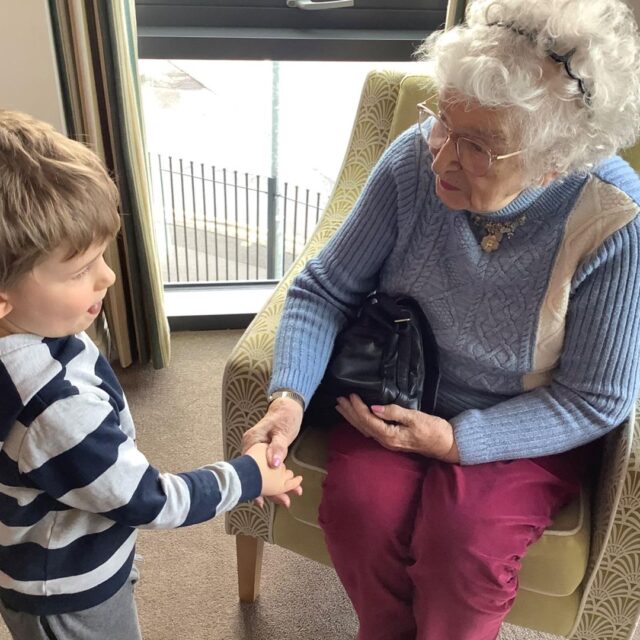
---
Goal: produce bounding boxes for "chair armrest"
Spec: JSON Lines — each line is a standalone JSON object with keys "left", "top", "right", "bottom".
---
{"left": 570, "top": 406, "right": 640, "bottom": 638}
{"left": 222, "top": 69, "right": 407, "bottom": 541}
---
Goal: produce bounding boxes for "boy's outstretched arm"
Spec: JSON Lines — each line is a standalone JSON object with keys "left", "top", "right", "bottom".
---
{"left": 15, "top": 391, "right": 287, "bottom": 529}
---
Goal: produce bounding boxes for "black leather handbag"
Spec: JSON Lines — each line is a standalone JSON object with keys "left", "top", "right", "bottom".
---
{"left": 306, "top": 292, "right": 440, "bottom": 424}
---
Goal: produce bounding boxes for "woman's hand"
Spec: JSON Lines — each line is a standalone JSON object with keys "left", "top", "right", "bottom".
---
{"left": 242, "top": 397, "right": 304, "bottom": 507}
{"left": 336, "top": 394, "right": 460, "bottom": 463}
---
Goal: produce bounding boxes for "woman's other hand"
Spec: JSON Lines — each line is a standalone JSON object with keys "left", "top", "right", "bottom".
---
{"left": 336, "top": 394, "right": 460, "bottom": 464}
{"left": 242, "top": 397, "right": 304, "bottom": 507}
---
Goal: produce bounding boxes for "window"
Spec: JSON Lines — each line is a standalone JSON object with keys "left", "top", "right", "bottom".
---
{"left": 136, "top": 0, "right": 448, "bottom": 61}
{"left": 137, "top": 0, "right": 447, "bottom": 300}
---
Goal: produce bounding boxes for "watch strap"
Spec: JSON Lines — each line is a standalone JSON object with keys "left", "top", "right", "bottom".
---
{"left": 268, "top": 389, "right": 305, "bottom": 409}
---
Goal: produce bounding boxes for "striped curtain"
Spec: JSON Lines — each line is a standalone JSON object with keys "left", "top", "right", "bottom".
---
{"left": 49, "top": 0, "right": 170, "bottom": 368}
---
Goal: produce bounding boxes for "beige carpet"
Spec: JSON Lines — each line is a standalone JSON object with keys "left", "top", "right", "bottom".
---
{"left": 1, "top": 330, "right": 636, "bottom": 639}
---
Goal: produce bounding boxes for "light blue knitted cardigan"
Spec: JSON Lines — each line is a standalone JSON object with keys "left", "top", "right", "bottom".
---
{"left": 270, "top": 125, "right": 640, "bottom": 465}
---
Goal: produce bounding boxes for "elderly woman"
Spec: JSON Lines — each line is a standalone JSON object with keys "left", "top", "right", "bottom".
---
{"left": 243, "top": 0, "right": 640, "bottom": 638}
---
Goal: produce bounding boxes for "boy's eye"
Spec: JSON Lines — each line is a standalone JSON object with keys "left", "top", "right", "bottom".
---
{"left": 72, "top": 267, "right": 90, "bottom": 280}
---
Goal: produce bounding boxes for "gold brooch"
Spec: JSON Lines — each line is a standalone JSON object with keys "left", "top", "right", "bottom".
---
{"left": 471, "top": 214, "right": 527, "bottom": 252}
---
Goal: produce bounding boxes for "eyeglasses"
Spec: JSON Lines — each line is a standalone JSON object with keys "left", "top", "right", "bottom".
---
{"left": 417, "top": 102, "right": 525, "bottom": 177}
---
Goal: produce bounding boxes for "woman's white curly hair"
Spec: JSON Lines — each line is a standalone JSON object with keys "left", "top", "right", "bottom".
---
{"left": 416, "top": 0, "right": 640, "bottom": 180}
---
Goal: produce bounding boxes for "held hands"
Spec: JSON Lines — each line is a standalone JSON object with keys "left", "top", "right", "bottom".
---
{"left": 246, "top": 443, "right": 303, "bottom": 498}
{"left": 336, "top": 394, "right": 460, "bottom": 464}
{"left": 242, "top": 397, "right": 304, "bottom": 508}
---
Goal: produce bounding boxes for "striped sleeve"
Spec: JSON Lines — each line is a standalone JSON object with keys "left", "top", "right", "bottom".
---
{"left": 18, "top": 392, "right": 262, "bottom": 528}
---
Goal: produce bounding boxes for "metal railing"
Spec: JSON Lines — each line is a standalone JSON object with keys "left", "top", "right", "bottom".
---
{"left": 147, "top": 153, "right": 327, "bottom": 284}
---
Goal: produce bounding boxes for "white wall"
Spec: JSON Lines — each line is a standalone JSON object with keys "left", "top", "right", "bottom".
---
{"left": 0, "top": 0, "right": 66, "bottom": 132}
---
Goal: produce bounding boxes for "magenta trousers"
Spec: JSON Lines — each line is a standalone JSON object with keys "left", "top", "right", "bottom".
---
{"left": 317, "top": 424, "right": 593, "bottom": 640}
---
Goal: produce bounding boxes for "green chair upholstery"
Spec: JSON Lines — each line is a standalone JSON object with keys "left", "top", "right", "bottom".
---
{"left": 223, "top": 70, "right": 640, "bottom": 638}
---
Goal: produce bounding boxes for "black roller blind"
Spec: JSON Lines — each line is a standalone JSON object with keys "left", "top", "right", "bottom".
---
{"left": 136, "top": 0, "right": 448, "bottom": 60}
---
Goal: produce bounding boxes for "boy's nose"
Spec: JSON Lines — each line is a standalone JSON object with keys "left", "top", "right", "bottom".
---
{"left": 97, "top": 259, "right": 116, "bottom": 289}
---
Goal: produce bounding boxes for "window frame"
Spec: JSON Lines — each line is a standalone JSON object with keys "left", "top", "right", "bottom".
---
{"left": 136, "top": 0, "right": 449, "bottom": 61}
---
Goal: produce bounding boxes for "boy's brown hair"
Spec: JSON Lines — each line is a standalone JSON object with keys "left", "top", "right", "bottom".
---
{"left": 0, "top": 110, "right": 121, "bottom": 289}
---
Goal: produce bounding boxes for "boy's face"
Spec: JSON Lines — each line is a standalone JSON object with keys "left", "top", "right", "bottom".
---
{"left": 0, "top": 242, "right": 116, "bottom": 338}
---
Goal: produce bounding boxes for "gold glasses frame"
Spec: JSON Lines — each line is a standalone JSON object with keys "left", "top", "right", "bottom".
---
{"left": 417, "top": 101, "right": 525, "bottom": 177}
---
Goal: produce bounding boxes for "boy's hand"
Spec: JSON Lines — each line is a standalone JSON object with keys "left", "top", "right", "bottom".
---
{"left": 246, "top": 443, "right": 303, "bottom": 503}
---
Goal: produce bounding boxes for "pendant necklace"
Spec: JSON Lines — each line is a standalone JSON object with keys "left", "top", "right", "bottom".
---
{"left": 471, "top": 213, "right": 527, "bottom": 253}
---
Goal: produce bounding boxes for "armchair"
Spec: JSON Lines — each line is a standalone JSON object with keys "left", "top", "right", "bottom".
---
{"left": 223, "top": 70, "right": 640, "bottom": 639}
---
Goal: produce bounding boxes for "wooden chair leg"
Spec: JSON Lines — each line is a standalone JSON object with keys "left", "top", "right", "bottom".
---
{"left": 236, "top": 534, "right": 264, "bottom": 602}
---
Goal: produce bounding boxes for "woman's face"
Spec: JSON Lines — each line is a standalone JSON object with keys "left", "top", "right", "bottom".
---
{"left": 429, "top": 97, "right": 531, "bottom": 214}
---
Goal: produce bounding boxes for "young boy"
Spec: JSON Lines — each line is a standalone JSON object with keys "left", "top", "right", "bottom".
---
{"left": 0, "top": 109, "right": 302, "bottom": 640}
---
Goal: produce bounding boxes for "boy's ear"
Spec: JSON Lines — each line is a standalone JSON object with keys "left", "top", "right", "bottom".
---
{"left": 0, "top": 291, "right": 13, "bottom": 319}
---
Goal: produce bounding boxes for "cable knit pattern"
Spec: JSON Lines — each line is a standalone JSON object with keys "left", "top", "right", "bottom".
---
{"left": 270, "top": 125, "right": 640, "bottom": 465}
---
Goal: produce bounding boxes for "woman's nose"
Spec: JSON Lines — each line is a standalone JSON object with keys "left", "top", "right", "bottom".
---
{"left": 430, "top": 136, "right": 461, "bottom": 175}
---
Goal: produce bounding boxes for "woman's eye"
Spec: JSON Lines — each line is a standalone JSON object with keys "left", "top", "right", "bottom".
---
{"left": 467, "top": 140, "right": 486, "bottom": 154}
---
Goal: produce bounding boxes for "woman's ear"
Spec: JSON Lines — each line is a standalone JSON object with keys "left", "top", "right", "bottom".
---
{"left": 538, "top": 170, "right": 560, "bottom": 187}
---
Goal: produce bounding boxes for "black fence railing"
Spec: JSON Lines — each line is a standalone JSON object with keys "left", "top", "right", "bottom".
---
{"left": 147, "top": 153, "right": 327, "bottom": 284}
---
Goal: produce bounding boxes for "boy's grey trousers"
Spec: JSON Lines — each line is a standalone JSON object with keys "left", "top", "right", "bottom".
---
{"left": 0, "top": 565, "right": 141, "bottom": 640}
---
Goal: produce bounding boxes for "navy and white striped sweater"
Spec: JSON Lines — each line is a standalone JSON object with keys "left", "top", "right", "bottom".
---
{"left": 0, "top": 332, "right": 261, "bottom": 615}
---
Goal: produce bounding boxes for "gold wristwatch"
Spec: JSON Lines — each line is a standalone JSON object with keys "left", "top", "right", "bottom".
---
{"left": 268, "top": 389, "right": 305, "bottom": 410}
